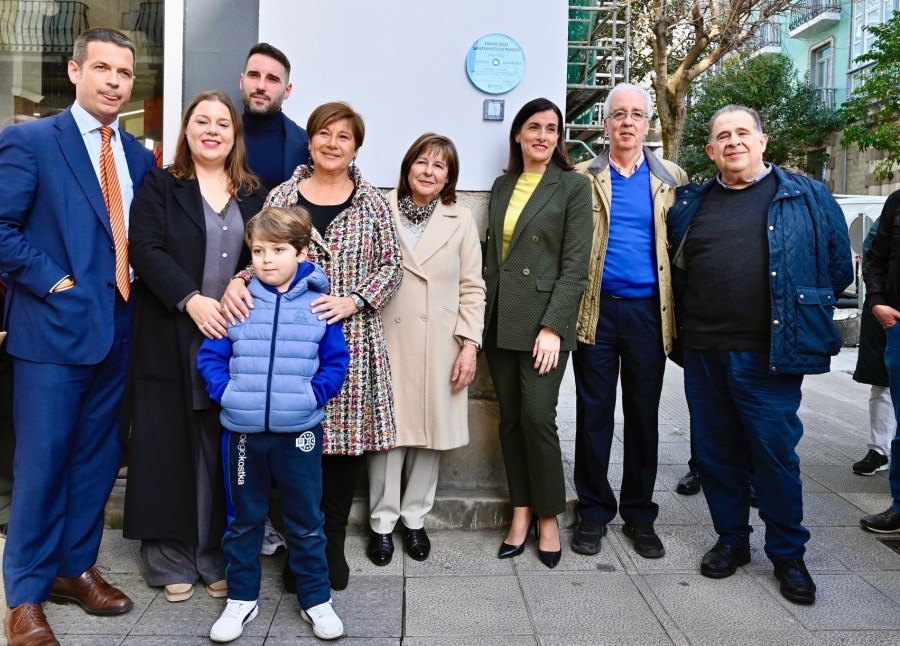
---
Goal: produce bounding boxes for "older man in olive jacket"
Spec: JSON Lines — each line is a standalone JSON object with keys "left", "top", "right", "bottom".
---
{"left": 570, "top": 84, "right": 688, "bottom": 559}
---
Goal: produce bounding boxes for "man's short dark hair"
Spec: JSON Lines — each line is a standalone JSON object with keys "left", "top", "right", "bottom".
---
{"left": 707, "top": 105, "right": 764, "bottom": 143}
{"left": 73, "top": 28, "right": 136, "bottom": 70}
{"left": 245, "top": 43, "right": 291, "bottom": 81}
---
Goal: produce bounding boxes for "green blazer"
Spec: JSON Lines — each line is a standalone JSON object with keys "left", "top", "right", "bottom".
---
{"left": 483, "top": 163, "right": 593, "bottom": 352}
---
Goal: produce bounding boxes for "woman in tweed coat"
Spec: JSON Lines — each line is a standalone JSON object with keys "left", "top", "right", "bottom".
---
{"left": 221, "top": 102, "right": 403, "bottom": 592}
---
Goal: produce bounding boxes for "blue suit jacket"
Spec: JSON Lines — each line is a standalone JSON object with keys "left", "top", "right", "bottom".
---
{"left": 283, "top": 113, "right": 310, "bottom": 180}
{"left": 0, "top": 107, "right": 156, "bottom": 365}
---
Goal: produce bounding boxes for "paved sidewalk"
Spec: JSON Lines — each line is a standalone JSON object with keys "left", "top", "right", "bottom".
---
{"left": 3, "top": 349, "right": 900, "bottom": 644}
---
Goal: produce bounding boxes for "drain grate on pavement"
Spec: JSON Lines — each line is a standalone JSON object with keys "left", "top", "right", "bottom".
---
{"left": 875, "top": 537, "right": 900, "bottom": 556}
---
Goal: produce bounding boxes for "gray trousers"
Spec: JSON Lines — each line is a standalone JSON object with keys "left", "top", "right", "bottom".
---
{"left": 367, "top": 447, "right": 441, "bottom": 534}
{"left": 869, "top": 385, "right": 895, "bottom": 457}
{"left": 141, "top": 410, "right": 226, "bottom": 586}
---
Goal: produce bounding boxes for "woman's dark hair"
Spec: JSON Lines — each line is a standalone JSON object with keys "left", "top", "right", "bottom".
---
{"left": 397, "top": 133, "right": 460, "bottom": 205}
{"left": 505, "top": 98, "right": 572, "bottom": 175}
{"left": 169, "top": 90, "right": 260, "bottom": 196}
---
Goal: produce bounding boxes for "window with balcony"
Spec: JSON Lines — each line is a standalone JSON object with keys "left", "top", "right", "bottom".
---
{"left": 0, "top": 1, "right": 164, "bottom": 160}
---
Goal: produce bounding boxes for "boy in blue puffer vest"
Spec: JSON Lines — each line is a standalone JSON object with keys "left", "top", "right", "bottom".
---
{"left": 198, "top": 206, "right": 350, "bottom": 642}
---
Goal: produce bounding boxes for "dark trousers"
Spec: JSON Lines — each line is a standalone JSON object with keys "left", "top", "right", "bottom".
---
{"left": 320, "top": 453, "right": 365, "bottom": 562}
{"left": 222, "top": 425, "right": 330, "bottom": 610}
{"left": 484, "top": 317, "right": 569, "bottom": 518}
{"left": 881, "top": 326, "right": 900, "bottom": 512}
{"left": 684, "top": 348, "right": 809, "bottom": 561}
{"left": 0, "top": 344, "right": 13, "bottom": 526}
{"left": 3, "top": 294, "right": 133, "bottom": 606}
{"left": 573, "top": 293, "right": 664, "bottom": 525}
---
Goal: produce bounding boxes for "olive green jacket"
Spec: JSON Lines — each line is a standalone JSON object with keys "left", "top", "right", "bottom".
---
{"left": 483, "top": 163, "right": 593, "bottom": 352}
{"left": 573, "top": 148, "right": 688, "bottom": 352}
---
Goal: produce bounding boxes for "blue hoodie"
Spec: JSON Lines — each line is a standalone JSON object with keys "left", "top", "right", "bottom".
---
{"left": 197, "top": 261, "right": 350, "bottom": 433}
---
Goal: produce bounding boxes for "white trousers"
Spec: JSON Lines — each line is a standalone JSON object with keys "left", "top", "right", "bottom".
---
{"left": 367, "top": 447, "right": 441, "bottom": 534}
{"left": 869, "top": 385, "right": 895, "bottom": 457}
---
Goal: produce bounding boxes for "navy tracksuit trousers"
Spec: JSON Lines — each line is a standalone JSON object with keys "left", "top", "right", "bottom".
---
{"left": 222, "top": 424, "right": 330, "bottom": 610}
{"left": 684, "top": 349, "right": 809, "bottom": 561}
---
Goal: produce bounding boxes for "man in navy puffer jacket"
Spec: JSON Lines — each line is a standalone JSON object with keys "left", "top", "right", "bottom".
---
{"left": 198, "top": 207, "right": 349, "bottom": 642}
{"left": 667, "top": 106, "right": 852, "bottom": 606}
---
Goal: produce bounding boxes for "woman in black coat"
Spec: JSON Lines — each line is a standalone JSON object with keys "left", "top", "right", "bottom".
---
{"left": 122, "top": 90, "right": 266, "bottom": 602}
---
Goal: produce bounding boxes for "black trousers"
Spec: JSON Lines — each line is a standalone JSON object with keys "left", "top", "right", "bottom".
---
{"left": 573, "top": 293, "right": 665, "bottom": 525}
{"left": 320, "top": 453, "right": 366, "bottom": 545}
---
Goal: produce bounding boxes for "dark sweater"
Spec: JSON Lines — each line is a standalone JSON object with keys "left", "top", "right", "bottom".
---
{"left": 296, "top": 187, "right": 356, "bottom": 236}
{"left": 681, "top": 171, "right": 779, "bottom": 352}
{"left": 243, "top": 111, "right": 285, "bottom": 192}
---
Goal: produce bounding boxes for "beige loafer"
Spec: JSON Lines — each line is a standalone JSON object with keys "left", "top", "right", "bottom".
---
{"left": 206, "top": 580, "right": 228, "bottom": 598}
{"left": 164, "top": 583, "right": 194, "bottom": 602}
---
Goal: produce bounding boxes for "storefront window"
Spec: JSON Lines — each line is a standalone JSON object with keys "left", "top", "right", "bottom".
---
{"left": 0, "top": 0, "right": 164, "bottom": 162}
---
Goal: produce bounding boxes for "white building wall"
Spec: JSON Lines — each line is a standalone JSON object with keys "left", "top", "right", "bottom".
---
{"left": 258, "top": 0, "right": 568, "bottom": 190}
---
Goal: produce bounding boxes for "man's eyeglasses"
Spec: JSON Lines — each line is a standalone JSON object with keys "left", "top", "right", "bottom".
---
{"left": 608, "top": 110, "right": 649, "bottom": 123}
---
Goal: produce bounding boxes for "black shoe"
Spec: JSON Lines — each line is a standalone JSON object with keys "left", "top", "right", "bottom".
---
{"left": 324, "top": 530, "right": 350, "bottom": 591}
{"left": 282, "top": 557, "right": 296, "bottom": 594}
{"left": 367, "top": 532, "right": 394, "bottom": 566}
{"left": 853, "top": 449, "right": 889, "bottom": 476}
{"left": 773, "top": 559, "right": 816, "bottom": 604}
{"left": 749, "top": 482, "right": 758, "bottom": 509}
{"left": 537, "top": 518, "right": 562, "bottom": 569}
{"left": 860, "top": 508, "right": 900, "bottom": 533}
{"left": 0, "top": 522, "right": 7, "bottom": 539}
{"left": 405, "top": 527, "right": 431, "bottom": 562}
{"left": 622, "top": 523, "right": 665, "bottom": 559}
{"left": 570, "top": 519, "right": 607, "bottom": 555}
{"left": 498, "top": 517, "right": 537, "bottom": 559}
{"left": 700, "top": 541, "right": 751, "bottom": 578}
{"left": 676, "top": 470, "right": 701, "bottom": 495}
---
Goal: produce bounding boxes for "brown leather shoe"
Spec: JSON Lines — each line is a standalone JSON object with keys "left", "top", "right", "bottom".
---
{"left": 49, "top": 565, "right": 133, "bottom": 616}
{"left": 5, "top": 604, "right": 59, "bottom": 646}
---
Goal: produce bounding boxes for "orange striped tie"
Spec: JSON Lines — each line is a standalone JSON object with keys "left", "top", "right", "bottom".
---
{"left": 99, "top": 126, "right": 130, "bottom": 301}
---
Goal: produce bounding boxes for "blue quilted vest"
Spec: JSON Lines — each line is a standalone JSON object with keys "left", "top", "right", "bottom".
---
{"left": 219, "top": 264, "right": 330, "bottom": 433}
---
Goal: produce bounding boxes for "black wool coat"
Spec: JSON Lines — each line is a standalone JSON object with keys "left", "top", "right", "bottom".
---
{"left": 121, "top": 167, "right": 267, "bottom": 544}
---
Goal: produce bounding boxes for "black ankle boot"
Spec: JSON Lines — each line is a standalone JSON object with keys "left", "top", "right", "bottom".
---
{"left": 325, "top": 530, "right": 350, "bottom": 590}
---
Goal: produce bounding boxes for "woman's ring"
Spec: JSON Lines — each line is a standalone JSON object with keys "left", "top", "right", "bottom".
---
{"left": 221, "top": 304, "right": 228, "bottom": 312}
{"left": 201, "top": 322, "right": 208, "bottom": 329}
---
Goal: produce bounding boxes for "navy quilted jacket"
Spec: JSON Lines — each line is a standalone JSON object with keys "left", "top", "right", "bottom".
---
{"left": 668, "top": 165, "right": 853, "bottom": 375}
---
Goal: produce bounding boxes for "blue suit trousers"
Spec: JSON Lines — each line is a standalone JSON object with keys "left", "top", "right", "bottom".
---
{"left": 683, "top": 349, "right": 809, "bottom": 561}
{"left": 881, "top": 326, "right": 900, "bottom": 512}
{"left": 3, "top": 293, "right": 134, "bottom": 607}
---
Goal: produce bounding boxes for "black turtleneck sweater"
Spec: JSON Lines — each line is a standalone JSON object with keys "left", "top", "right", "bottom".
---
{"left": 242, "top": 110, "right": 285, "bottom": 192}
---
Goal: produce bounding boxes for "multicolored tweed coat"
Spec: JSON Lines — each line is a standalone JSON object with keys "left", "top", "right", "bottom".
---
{"left": 265, "top": 164, "right": 403, "bottom": 454}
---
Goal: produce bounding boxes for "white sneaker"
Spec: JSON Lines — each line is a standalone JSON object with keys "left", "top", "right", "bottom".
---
{"left": 260, "top": 516, "right": 286, "bottom": 556}
{"left": 209, "top": 598, "right": 259, "bottom": 643}
{"left": 300, "top": 599, "right": 344, "bottom": 640}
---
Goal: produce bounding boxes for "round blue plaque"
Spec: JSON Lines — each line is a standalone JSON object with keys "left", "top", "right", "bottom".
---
{"left": 466, "top": 34, "right": 526, "bottom": 95}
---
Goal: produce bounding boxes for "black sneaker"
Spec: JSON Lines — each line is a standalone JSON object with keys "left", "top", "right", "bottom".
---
{"left": 853, "top": 450, "right": 889, "bottom": 476}
{"left": 773, "top": 559, "right": 816, "bottom": 604}
{"left": 570, "top": 519, "right": 607, "bottom": 555}
{"left": 860, "top": 508, "right": 900, "bottom": 533}
{"left": 622, "top": 523, "right": 665, "bottom": 559}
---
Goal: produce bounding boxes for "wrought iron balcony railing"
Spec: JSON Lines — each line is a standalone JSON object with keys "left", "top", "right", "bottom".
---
{"left": 0, "top": 1, "right": 89, "bottom": 54}
{"left": 789, "top": 0, "right": 841, "bottom": 32}
{"left": 134, "top": 0, "right": 162, "bottom": 52}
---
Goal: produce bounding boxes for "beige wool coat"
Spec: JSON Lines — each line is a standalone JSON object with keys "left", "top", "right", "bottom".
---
{"left": 381, "top": 190, "right": 486, "bottom": 450}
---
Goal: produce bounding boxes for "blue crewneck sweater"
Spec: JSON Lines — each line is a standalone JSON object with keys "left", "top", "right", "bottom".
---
{"left": 602, "top": 161, "right": 658, "bottom": 298}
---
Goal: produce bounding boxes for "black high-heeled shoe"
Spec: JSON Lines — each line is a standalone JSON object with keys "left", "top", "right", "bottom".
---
{"left": 537, "top": 518, "right": 562, "bottom": 569}
{"left": 498, "top": 517, "right": 538, "bottom": 559}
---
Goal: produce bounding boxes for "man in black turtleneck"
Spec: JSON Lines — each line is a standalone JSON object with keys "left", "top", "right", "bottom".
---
{"left": 240, "top": 43, "right": 309, "bottom": 192}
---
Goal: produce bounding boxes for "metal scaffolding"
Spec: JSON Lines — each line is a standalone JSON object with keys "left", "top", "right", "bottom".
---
{"left": 566, "top": 0, "right": 631, "bottom": 160}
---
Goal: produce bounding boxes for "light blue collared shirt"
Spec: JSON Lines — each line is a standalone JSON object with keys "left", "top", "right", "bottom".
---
{"left": 716, "top": 162, "right": 772, "bottom": 190}
{"left": 71, "top": 100, "right": 135, "bottom": 280}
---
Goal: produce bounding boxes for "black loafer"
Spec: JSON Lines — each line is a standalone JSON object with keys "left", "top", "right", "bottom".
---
{"left": 622, "top": 523, "right": 665, "bottom": 559}
{"left": 700, "top": 541, "right": 751, "bottom": 578}
{"left": 676, "top": 470, "right": 701, "bottom": 495}
{"left": 773, "top": 559, "right": 816, "bottom": 604}
{"left": 570, "top": 519, "right": 607, "bottom": 555}
{"left": 405, "top": 527, "right": 431, "bottom": 562}
{"left": 367, "top": 532, "right": 394, "bottom": 566}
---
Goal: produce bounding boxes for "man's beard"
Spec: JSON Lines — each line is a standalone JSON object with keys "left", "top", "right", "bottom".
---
{"left": 242, "top": 91, "right": 284, "bottom": 118}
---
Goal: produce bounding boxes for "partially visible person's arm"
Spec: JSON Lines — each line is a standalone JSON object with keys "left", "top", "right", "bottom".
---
{"left": 864, "top": 193, "right": 900, "bottom": 328}
{"left": 197, "top": 336, "right": 234, "bottom": 403}
{"left": 310, "top": 321, "right": 350, "bottom": 407}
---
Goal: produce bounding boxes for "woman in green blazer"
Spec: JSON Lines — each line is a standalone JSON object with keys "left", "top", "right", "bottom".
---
{"left": 483, "top": 98, "right": 593, "bottom": 568}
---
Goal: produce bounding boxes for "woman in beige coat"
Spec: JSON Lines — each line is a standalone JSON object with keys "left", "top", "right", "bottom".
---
{"left": 367, "top": 134, "right": 485, "bottom": 564}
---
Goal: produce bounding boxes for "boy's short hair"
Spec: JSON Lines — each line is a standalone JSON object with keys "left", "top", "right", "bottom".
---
{"left": 245, "top": 206, "right": 313, "bottom": 254}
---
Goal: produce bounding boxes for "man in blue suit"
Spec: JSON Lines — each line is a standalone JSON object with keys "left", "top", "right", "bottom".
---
{"left": 240, "top": 42, "right": 310, "bottom": 192}
{"left": 0, "top": 28, "right": 156, "bottom": 645}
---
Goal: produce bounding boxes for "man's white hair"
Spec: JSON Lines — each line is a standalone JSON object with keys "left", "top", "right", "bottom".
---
{"left": 603, "top": 83, "right": 654, "bottom": 119}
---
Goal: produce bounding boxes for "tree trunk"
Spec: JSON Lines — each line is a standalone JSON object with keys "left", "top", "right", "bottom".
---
{"left": 659, "top": 85, "right": 688, "bottom": 163}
